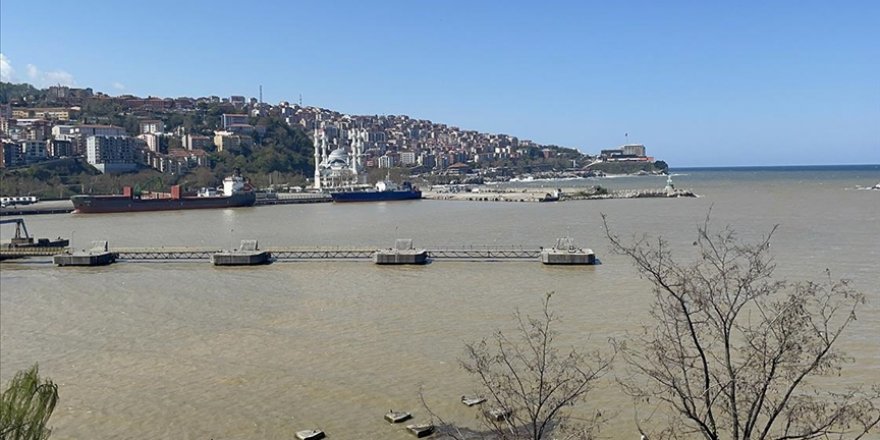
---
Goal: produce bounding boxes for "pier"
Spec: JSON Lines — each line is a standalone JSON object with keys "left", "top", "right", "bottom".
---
{"left": 110, "top": 245, "right": 546, "bottom": 262}
{"left": 2, "top": 240, "right": 596, "bottom": 266}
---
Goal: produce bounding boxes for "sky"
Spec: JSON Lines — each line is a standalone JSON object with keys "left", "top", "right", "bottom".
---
{"left": 1, "top": 0, "right": 878, "bottom": 166}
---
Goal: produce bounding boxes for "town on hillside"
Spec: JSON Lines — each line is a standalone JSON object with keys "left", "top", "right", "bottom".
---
{"left": 0, "top": 83, "right": 667, "bottom": 197}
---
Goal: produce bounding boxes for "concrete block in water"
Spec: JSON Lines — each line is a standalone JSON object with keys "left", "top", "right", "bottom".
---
{"left": 374, "top": 238, "right": 428, "bottom": 265}
{"left": 541, "top": 237, "right": 596, "bottom": 265}
{"left": 406, "top": 424, "right": 435, "bottom": 438}
{"left": 540, "top": 249, "right": 596, "bottom": 265}
{"left": 211, "top": 251, "right": 270, "bottom": 266}
{"left": 374, "top": 249, "right": 428, "bottom": 264}
{"left": 211, "top": 240, "right": 271, "bottom": 266}
{"left": 53, "top": 240, "right": 116, "bottom": 266}
{"left": 53, "top": 252, "right": 116, "bottom": 266}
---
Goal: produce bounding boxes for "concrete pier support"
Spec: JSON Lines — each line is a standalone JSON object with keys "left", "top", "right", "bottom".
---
{"left": 211, "top": 240, "right": 271, "bottom": 266}
{"left": 374, "top": 239, "right": 428, "bottom": 265}
{"left": 54, "top": 240, "right": 116, "bottom": 266}
{"left": 540, "top": 237, "right": 596, "bottom": 265}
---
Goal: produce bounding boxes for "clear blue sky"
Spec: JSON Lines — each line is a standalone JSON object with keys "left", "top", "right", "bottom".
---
{"left": 2, "top": 0, "right": 878, "bottom": 166}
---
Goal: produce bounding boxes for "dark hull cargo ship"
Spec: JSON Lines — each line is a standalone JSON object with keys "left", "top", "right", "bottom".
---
{"left": 330, "top": 180, "right": 421, "bottom": 203}
{"left": 72, "top": 173, "right": 256, "bottom": 213}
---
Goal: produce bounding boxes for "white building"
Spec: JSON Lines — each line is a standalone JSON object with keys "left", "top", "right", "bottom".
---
{"left": 51, "top": 125, "right": 77, "bottom": 138}
{"left": 86, "top": 136, "right": 139, "bottom": 173}
{"left": 399, "top": 151, "right": 416, "bottom": 166}
{"left": 139, "top": 120, "right": 165, "bottom": 134}
{"left": 74, "top": 124, "right": 126, "bottom": 137}
{"left": 137, "top": 133, "right": 162, "bottom": 152}
{"left": 378, "top": 154, "right": 396, "bottom": 169}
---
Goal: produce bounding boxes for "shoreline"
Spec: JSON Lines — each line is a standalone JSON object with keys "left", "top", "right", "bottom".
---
{"left": 0, "top": 187, "right": 698, "bottom": 216}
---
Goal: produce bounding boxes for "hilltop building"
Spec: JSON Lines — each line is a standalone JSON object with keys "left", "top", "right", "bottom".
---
{"left": 139, "top": 120, "right": 165, "bottom": 134}
{"left": 600, "top": 144, "right": 652, "bottom": 162}
{"left": 221, "top": 114, "right": 248, "bottom": 129}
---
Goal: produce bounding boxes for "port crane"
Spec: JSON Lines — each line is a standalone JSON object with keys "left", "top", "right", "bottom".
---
{"left": 0, "top": 218, "right": 32, "bottom": 245}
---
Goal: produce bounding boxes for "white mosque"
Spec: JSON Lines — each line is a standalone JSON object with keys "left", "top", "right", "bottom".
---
{"left": 312, "top": 122, "right": 367, "bottom": 190}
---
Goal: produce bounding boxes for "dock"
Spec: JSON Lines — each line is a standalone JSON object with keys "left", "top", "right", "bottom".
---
{"left": 105, "top": 245, "right": 546, "bottom": 262}
{"left": 2, "top": 239, "right": 598, "bottom": 266}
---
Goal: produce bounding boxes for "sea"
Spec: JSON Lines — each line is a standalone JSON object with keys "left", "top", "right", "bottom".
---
{"left": 1, "top": 165, "right": 878, "bottom": 439}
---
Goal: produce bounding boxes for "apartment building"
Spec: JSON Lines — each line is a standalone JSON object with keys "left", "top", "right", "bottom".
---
{"left": 86, "top": 135, "right": 139, "bottom": 173}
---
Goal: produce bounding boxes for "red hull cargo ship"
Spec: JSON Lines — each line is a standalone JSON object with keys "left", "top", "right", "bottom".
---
{"left": 71, "top": 173, "right": 256, "bottom": 214}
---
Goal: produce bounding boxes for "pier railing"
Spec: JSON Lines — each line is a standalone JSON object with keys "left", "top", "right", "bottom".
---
{"left": 116, "top": 246, "right": 544, "bottom": 261}
{"left": 113, "top": 247, "right": 220, "bottom": 260}
{"left": 3, "top": 245, "right": 547, "bottom": 261}
{"left": 428, "top": 246, "right": 541, "bottom": 259}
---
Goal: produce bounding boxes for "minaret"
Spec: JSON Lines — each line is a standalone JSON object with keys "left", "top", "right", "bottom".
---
{"left": 313, "top": 126, "right": 322, "bottom": 190}
{"left": 350, "top": 129, "right": 360, "bottom": 177}
{"left": 358, "top": 129, "right": 367, "bottom": 172}
{"left": 320, "top": 127, "right": 328, "bottom": 163}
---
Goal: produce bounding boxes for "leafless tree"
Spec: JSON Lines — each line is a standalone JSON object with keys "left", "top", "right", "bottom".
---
{"left": 424, "top": 293, "right": 613, "bottom": 440}
{"left": 603, "top": 214, "right": 880, "bottom": 440}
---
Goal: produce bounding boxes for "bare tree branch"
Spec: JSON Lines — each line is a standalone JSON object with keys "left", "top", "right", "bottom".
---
{"left": 603, "top": 214, "right": 879, "bottom": 440}
{"left": 431, "top": 293, "right": 613, "bottom": 440}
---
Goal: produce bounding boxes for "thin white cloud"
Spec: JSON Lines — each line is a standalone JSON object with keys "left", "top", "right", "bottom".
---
{"left": 25, "top": 64, "right": 39, "bottom": 80}
{"left": 21, "top": 62, "right": 76, "bottom": 87}
{"left": 0, "top": 53, "right": 15, "bottom": 82}
{"left": 112, "top": 81, "right": 126, "bottom": 91}
{"left": 43, "top": 70, "right": 76, "bottom": 86}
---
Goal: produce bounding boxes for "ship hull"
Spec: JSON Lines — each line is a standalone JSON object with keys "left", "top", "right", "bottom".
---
{"left": 72, "top": 192, "right": 256, "bottom": 213}
{"left": 330, "top": 190, "right": 421, "bottom": 203}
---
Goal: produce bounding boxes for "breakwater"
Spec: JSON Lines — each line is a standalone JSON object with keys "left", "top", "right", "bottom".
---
{"left": 422, "top": 187, "right": 696, "bottom": 202}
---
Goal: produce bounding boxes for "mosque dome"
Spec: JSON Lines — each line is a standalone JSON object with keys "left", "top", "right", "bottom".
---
{"left": 327, "top": 148, "right": 349, "bottom": 163}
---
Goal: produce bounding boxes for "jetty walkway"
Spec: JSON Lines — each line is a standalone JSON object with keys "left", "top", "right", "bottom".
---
{"left": 108, "top": 245, "right": 543, "bottom": 261}
{"left": 2, "top": 240, "right": 591, "bottom": 266}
